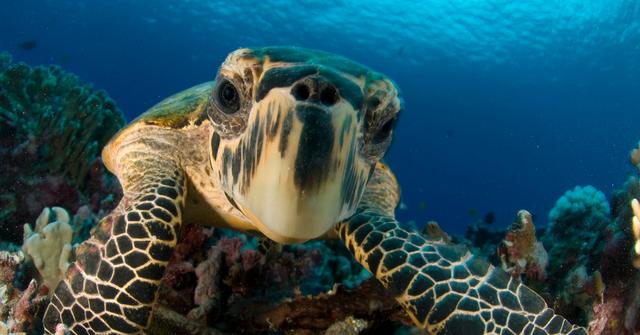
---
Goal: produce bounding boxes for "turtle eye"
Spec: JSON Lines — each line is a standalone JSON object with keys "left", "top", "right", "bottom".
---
{"left": 215, "top": 79, "right": 241, "bottom": 114}
{"left": 372, "top": 116, "right": 397, "bottom": 144}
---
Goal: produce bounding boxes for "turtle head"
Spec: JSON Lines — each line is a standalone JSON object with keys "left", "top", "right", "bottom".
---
{"left": 206, "top": 46, "right": 401, "bottom": 243}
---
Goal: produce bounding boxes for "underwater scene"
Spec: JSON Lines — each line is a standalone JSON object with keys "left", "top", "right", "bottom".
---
{"left": 1, "top": 0, "right": 640, "bottom": 334}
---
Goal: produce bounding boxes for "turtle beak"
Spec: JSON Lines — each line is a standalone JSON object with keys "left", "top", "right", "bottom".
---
{"left": 217, "top": 86, "right": 372, "bottom": 243}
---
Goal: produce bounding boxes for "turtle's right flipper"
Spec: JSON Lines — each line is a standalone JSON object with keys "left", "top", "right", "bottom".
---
{"left": 43, "top": 157, "right": 186, "bottom": 334}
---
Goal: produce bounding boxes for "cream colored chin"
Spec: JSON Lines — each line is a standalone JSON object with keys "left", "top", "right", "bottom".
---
{"left": 237, "top": 148, "right": 346, "bottom": 243}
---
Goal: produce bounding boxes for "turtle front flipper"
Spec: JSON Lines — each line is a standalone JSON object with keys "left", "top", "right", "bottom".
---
{"left": 335, "top": 166, "right": 587, "bottom": 334}
{"left": 43, "top": 156, "right": 186, "bottom": 334}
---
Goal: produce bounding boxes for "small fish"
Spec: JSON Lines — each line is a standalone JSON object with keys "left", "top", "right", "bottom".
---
{"left": 17, "top": 40, "right": 37, "bottom": 50}
{"left": 483, "top": 211, "right": 496, "bottom": 224}
{"left": 399, "top": 202, "right": 408, "bottom": 210}
{"left": 419, "top": 201, "right": 427, "bottom": 210}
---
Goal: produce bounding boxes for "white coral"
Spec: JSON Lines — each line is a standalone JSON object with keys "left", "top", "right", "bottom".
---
{"left": 22, "top": 207, "right": 73, "bottom": 291}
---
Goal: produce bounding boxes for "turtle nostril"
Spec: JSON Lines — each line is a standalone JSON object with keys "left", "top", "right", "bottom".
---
{"left": 292, "top": 83, "right": 310, "bottom": 101}
{"left": 320, "top": 85, "right": 339, "bottom": 106}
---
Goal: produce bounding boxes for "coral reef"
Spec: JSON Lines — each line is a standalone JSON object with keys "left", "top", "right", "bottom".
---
{"left": 497, "top": 210, "right": 548, "bottom": 281}
{"left": 0, "top": 51, "right": 124, "bottom": 243}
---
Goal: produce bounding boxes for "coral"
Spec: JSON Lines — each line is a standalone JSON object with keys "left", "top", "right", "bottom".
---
{"left": 421, "top": 220, "right": 450, "bottom": 243}
{"left": 0, "top": 51, "right": 124, "bottom": 243}
{"left": 22, "top": 207, "right": 73, "bottom": 291}
{"left": 324, "top": 316, "right": 368, "bottom": 335}
{"left": 498, "top": 210, "right": 548, "bottom": 281}
{"left": 632, "top": 198, "right": 640, "bottom": 267}
{"left": 631, "top": 142, "right": 640, "bottom": 173}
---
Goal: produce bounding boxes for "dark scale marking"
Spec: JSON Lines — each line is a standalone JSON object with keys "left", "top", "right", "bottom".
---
{"left": 70, "top": 271, "right": 85, "bottom": 294}
{"left": 435, "top": 244, "right": 465, "bottom": 262}
{"left": 134, "top": 240, "right": 150, "bottom": 250}
{"left": 412, "top": 292, "right": 435, "bottom": 322}
{"left": 157, "top": 186, "right": 178, "bottom": 199}
{"left": 97, "top": 261, "right": 113, "bottom": 281}
{"left": 127, "top": 212, "right": 141, "bottom": 222}
{"left": 269, "top": 105, "right": 281, "bottom": 139}
{"left": 117, "top": 292, "right": 138, "bottom": 306}
{"left": 62, "top": 310, "right": 74, "bottom": 327}
{"left": 487, "top": 268, "right": 510, "bottom": 289}
{"left": 137, "top": 263, "right": 166, "bottom": 281}
{"left": 160, "top": 178, "right": 176, "bottom": 187}
{"left": 89, "top": 299, "right": 105, "bottom": 314}
{"left": 147, "top": 220, "right": 175, "bottom": 241}
{"left": 124, "top": 306, "right": 151, "bottom": 327}
{"left": 383, "top": 250, "right": 408, "bottom": 271}
{"left": 77, "top": 247, "right": 100, "bottom": 276}
{"left": 116, "top": 236, "right": 133, "bottom": 254}
{"left": 111, "top": 266, "right": 136, "bottom": 287}
{"left": 102, "top": 314, "right": 138, "bottom": 333}
{"left": 424, "top": 265, "right": 451, "bottom": 282}
{"left": 387, "top": 266, "right": 416, "bottom": 295}
{"left": 428, "top": 293, "right": 462, "bottom": 324}
{"left": 407, "top": 274, "right": 434, "bottom": 296}
{"left": 114, "top": 216, "right": 126, "bottom": 235}
{"left": 453, "top": 265, "right": 471, "bottom": 279}
{"left": 211, "top": 133, "right": 221, "bottom": 160}
{"left": 408, "top": 253, "right": 427, "bottom": 268}
{"left": 450, "top": 281, "right": 469, "bottom": 294}
{"left": 458, "top": 297, "right": 480, "bottom": 312}
{"left": 381, "top": 238, "right": 403, "bottom": 251}
{"left": 545, "top": 316, "right": 563, "bottom": 333}
{"left": 443, "top": 314, "right": 486, "bottom": 335}
{"left": 434, "top": 283, "right": 449, "bottom": 298}
{"left": 477, "top": 284, "right": 500, "bottom": 305}
{"left": 85, "top": 281, "right": 97, "bottom": 295}
{"left": 125, "top": 251, "right": 150, "bottom": 268}
{"left": 97, "top": 284, "right": 118, "bottom": 299}
{"left": 519, "top": 285, "right": 546, "bottom": 314}
{"left": 362, "top": 231, "right": 383, "bottom": 253}
{"left": 492, "top": 308, "right": 509, "bottom": 326}
{"left": 106, "top": 240, "right": 118, "bottom": 258}
{"left": 507, "top": 313, "right": 529, "bottom": 334}
{"left": 366, "top": 249, "right": 383, "bottom": 274}
{"left": 54, "top": 282, "right": 75, "bottom": 306}
{"left": 353, "top": 223, "right": 374, "bottom": 243}
{"left": 150, "top": 243, "right": 173, "bottom": 261}
{"left": 136, "top": 202, "right": 153, "bottom": 211}
{"left": 155, "top": 197, "right": 178, "bottom": 217}
{"left": 71, "top": 304, "right": 84, "bottom": 322}
{"left": 499, "top": 291, "right": 522, "bottom": 311}
{"left": 89, "top": 318, "right": 110, "bottom": 333}
{"left": 127, "top": 224, "right": 148, "bottom": 239}
{"left": 106, "top": 302, "right": 121, "bottom": 314}
{"left": 279, "top": 111, "right": 293, "bottom": 157}
{"left": 126, "top": 280, "right": 157, "bottom": 304}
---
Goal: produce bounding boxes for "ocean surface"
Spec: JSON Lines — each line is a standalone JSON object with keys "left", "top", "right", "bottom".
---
{"left": 2, "top": 0, "right": 639, "bottom": 234}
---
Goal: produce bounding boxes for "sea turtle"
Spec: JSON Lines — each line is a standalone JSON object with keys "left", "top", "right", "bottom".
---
{"left": 43, "top": 47, "right": 587, "bottom": 334}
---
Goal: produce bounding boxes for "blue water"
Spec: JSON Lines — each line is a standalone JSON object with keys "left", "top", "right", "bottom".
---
{"left": 2, "top": 0, "right": 639, "bottom": 234}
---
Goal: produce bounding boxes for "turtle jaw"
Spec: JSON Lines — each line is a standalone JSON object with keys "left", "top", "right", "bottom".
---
{"left": 215, "top": 89, "right": 372, "bottom": 243}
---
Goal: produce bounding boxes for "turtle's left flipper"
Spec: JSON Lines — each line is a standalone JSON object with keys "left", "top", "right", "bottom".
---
{"left": 335, "top": 166, "right": 586, "bottom": 334}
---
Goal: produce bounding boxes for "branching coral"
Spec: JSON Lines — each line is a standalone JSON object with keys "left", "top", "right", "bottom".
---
{"left": 22, "top": 207, "right": 73, "bottom": 291}
{"left": 632, "top": 198, "right": 640, "bottom": 268}
{"left": 0, "top": 51, "right": 124, "bottom": 243}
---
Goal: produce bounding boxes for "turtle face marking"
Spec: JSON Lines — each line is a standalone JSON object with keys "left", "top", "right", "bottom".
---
{"left": 207, "top": 47, "right": 402, "bottom": 243}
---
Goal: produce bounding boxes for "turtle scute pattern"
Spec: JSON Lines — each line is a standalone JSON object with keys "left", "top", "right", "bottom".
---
{"left": 336, "top": 212, "right": 587, "bottom": 335}
{"left": 43, "top": 155, "right": 186, "bottom": 334}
